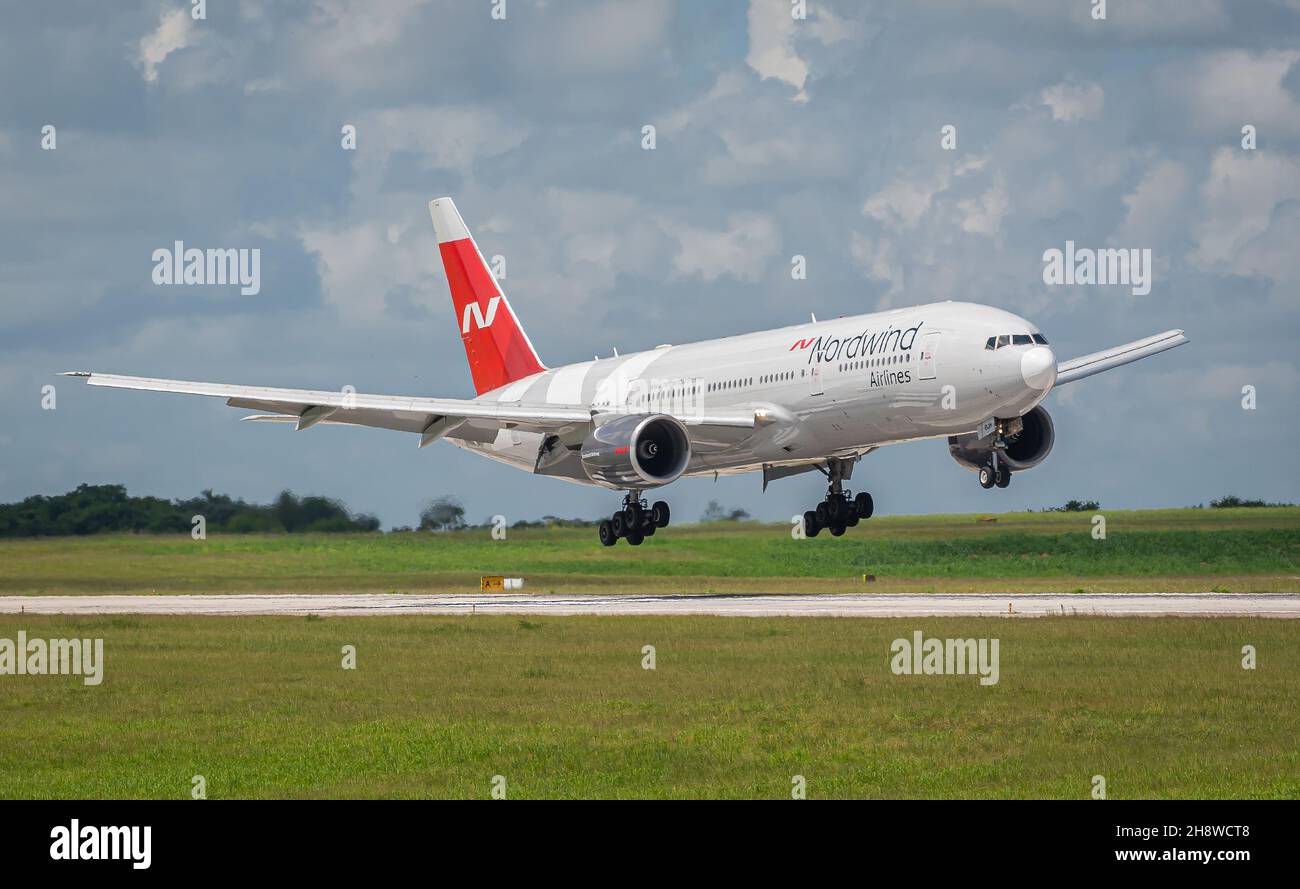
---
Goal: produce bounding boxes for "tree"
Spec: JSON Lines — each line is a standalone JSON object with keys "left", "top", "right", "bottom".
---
{"left": 701, "top": 500, "right": 751, "bottom": 522}
{"left": 419, "top": 496, "right": 466, "bottom": 531}
{"left": 1210, "top": 495, "right": 1295, "bottom": 508}
{"left": 0, "top": 484, "right": 382, "bottom": 536}
{"left": 1042, "top": 499, "right": 1100, "bottom": 513}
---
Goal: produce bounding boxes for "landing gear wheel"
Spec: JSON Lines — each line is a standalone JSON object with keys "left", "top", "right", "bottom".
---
{"left": 611, "top": 512, "right": 627, "bottom": 536}
{"left": 623, "top": 506, "right": 642, "bottom": 529}
{"left": 625, "top": 530, "right": 644, "bottom": 546}
{"left": 995, "top": 467, "right": 1011, "bottom": 488}
{"left": 803, "top": 510, "right": 821, "bottom": 538}
{"left": 829, "top": 524, "right": 847, "bottom": 537}
{"left": 826, "top": 498, "right": 846, "bottom": 524}
{"left": 651, "top": 501, "right": 671, "bottom": 528}
{"left": 854, "top": 492, "right": 874, "bottom": 519}
{"left": 815, "top": 501, "right": 831, "bottom": 525}
{"left": 598, "top": 519, "right": 617, "bottom": 546}
{"left": 845, "top": 512, "right": 860, "bottom": 528}
{"left": 979, "top": 465, "right": 996, "bottom": 489}
{"left": 642, "top": 518, "right": 656, "bottom": 537}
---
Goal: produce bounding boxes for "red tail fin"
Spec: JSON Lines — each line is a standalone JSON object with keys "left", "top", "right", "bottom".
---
{"left": 429, "top": 197, "right": 546, "bottom": 395}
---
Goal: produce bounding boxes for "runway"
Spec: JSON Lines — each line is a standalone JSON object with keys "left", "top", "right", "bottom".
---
{"left": 2, "top": 592, "right": 1299, "bottom": 618}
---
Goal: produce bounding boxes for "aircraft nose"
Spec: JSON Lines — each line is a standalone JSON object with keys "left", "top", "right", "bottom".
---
{"left": 1021, "top": 346, "right": 1057, "bottom": 390}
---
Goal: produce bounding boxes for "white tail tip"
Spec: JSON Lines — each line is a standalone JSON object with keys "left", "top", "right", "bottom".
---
{"left": 429, "top": 197, "right": 470, "bottom": 244}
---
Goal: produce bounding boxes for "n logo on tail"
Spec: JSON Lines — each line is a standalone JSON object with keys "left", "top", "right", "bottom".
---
{"left": 461, "top": 296, "right": 502, "bottom": 334}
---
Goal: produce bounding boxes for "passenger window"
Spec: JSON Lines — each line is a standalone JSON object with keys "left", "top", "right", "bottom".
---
{"left": 995, "top": 335, "right": 1010, "bottom": 349}
{"left": 1012, "top": 334, "right": 1032, "bottom": 345}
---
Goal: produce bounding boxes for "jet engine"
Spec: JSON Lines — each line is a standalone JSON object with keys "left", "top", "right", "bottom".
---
{"left": 948, "top": 405, "right": 1055, "bottom": 472}
{"left": 581, "top": 414, "right": 692, "bottom": 488}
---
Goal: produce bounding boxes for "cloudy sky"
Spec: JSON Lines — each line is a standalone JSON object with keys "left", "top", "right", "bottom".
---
{"left": 3, "top": 0, "right": 1298, "bottom": 527}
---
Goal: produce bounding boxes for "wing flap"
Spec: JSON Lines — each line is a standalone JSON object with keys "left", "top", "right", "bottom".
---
{"left": 1054, "top": 329, "right": 1188, "bottom": 386}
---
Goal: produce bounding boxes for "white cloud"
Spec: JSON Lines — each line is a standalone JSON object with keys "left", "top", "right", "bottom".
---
{"left": 287, "top": 0, "right": 433, "bottom": 92}
{"left": 669, "top": 212, "right": 781, "bottom": 282}
{"left": 957, "top": 176, "right": 1009, "bottom": 238}
{"left": 920, "top": 0, "right": 1227, "bottom": 35}
{"left": 300, "top": 218, "right": 432, "bottom": 324}
{"left": 1111, "top": 160, "right": 1190, "bottom": 247}
{"left": 806, "top": 3, "right": 857, "bottom": 46}
{"left": 663, "top": 71, "right": 854, "bottom": 187}
{"left": 1169, "top": 50, "right": 1300, "bottom": 139}
{"left": 348, "top": 105, "right": 529, "bottom": 194}
{"left": 745, "top": 0, "right": 856, "bottom": 100}
{"left": 297, "top": 104, "right": 528, "bottom": 325}
{"left": 700, "top": 124, "right": 852, "bottom": 186}
{"left": 746, "top": 0, "right": 809, "bottom": 96}
{"left": 863, "top": 169, "right": 951, "bottom": 231}
{"left": 863, "top": 158, "right": 1008, "bottom": 238}
{"left": 520, "top": 0, "right": 674, "bottom": 75}
{"left": 1188, "top": 149, "right": 1300, "bottom": 276}
{"left": 849, "top": 232, "right": 904, "bottom": 298}
{"left": 136, "top": 8, "right": 195, "bottom": 83}
{"left": 1039, "top": 81, "right": 1104, "bottom": 124}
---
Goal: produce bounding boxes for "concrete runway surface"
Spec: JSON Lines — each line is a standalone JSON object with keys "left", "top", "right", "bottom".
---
{"left": 2, "top": 593, "right": 1299, "bottom": 618}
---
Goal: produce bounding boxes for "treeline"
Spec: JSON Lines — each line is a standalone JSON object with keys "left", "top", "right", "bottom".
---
{"left": 0, "top": 484, "right": 380, "bottom": 537}
{"left": 1208, "top": 495, "right": 1294, "bottom": 508}
{"left": 1041, "top": 496, "right": 1296, "bottom": 513}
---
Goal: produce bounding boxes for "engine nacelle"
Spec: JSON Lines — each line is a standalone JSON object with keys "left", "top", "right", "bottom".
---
{"left": 948, "top": 405, "right": 1055, "bottom": 472}
{"left": 581, "top": 414, "right": 691, "bottom": 489}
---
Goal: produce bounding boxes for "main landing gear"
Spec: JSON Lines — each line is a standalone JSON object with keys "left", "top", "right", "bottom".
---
{"left": 802, "top": 458, "right": 874, "bottom": 538}
{"left": 598, "top": 493, "right": 670, "bottom": 546}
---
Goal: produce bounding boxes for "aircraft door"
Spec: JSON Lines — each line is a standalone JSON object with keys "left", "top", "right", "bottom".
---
{"left": 918, "top": 331, "right": 940, "bottom": 381}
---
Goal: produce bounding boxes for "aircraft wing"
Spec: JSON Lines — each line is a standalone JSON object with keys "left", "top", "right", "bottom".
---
{"left": 1053, "top": 329, "right": 1188, "bottom": 386}
{"left": 58, "top": 372, "right": 755, "bottom": 447}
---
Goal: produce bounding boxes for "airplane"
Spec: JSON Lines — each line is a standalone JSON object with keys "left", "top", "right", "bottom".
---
{"left": 63, "top": 197, "right": 1188, "bottom": 546}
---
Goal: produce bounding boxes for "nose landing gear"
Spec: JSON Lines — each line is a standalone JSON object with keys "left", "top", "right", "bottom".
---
{"left": 598, "top": 493, "right": 670, "bottom": 546}
{"left": 978, "top": 436, "right": 1013, "bottom": 490}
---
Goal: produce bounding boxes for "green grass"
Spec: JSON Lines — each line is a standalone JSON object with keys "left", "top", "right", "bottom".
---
{"left": 2, "top": 507, "right": 1298, "bottom": 594}
{"left": 1, "top": 614, "right": 1296, "bottom": 799}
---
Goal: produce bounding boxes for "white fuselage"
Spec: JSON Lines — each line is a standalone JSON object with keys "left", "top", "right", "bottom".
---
{"left": 448, "top": 301, "right": 1057, "bottom": 487}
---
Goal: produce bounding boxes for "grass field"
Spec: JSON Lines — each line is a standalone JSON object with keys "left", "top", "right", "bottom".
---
{"left": 0, "top": 613, "right": 1295, "bottom": 799}
{"left": 2, "top": 507, "right": 1298, "bottom": 595}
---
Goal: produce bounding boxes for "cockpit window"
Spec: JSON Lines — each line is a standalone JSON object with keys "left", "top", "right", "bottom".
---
{"left": 990, "top": 333, "right": 1049, "bottom": 349}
